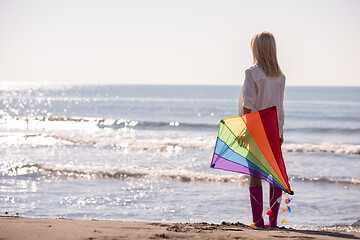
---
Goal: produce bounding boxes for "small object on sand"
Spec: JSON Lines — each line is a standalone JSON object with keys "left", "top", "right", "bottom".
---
{"left": 5, "top": 212, "right": 8, "bottom": 215}
{"left": 282, "top": 207, "right": 286, "bottom": 212}
{"left": 287, "top": 206, "right": 291, "bottom": 213}
{"left": 285, "top": 199, "right": 289, "bottom": 204}
{"left": 266, "top": 210, "right": 272, "bottom": 215}
{"left": 282, "top": 219, "right": 286, "bottom": 224}
{"left": 249, "top": 222, "right": 255, "bottom": 227}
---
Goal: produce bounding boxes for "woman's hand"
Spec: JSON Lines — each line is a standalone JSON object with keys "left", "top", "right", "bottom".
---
{"left": 243, "top": 107, "right": 252, "bottom": 115}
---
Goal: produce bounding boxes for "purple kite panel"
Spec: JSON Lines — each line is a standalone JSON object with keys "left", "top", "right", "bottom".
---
{"left": 211, "top": 153, "right": 284, "bottom": 189}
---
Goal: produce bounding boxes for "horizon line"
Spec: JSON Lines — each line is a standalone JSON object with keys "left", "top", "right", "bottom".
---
{"left": 0, "top": 81, "right": 359, "bottom": 88}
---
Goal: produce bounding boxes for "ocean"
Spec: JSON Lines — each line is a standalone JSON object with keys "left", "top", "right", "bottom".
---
{"left": 0, "top": 84, "right": 359, "bottom": 232}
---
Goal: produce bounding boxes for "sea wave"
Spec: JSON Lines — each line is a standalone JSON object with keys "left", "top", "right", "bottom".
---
{"left": 2, "top": 115, "right": 360, "bottom": 135}
{"left": 293, "top": 222, "right": 360, "bottom": 233}
{"left": 282, "top": 143, "right": 360, "bottom": 155}
{"left": 98, "top": 119, "right": 217, "bottom": 130}
{"left": 1, "top": 116, "right": 360, "bottom": 155}
{"left": 0, "top": 133, "right": 75, "bottom": 146}
{"left": 286, "top": 126, "right": 360, "bottom": 134}
{"left": 0, "top": 132, "right": 213, "bottom": 152}
{"left": 291, "top": 176, "right": 360, "bottom": 185}
{"left": 3, "top": 163, "right": 359, "bottom": 187}
{"left": 0, "top": 133, "right": 359, "bottom": 156}
{"left": 1, "top": 163, "right": 248, "bottom": 184}
{"left": 0, "top": 116, "right": 218, "bottom": 131}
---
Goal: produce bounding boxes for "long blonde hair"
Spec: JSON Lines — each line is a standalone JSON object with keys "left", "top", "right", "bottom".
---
{"left": 251, "top": 31, "right": 282, "bottom": 78}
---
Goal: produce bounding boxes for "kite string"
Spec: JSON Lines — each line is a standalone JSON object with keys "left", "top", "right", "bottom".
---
{"left": 249, "top": 191, "right": 283, "bottom": 226}
{"left": 249, "top": 190, "right": 282, "bottom": 208}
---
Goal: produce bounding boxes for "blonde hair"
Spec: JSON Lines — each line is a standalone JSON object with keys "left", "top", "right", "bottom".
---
{"left": 251, "top": 31, "right": 282, "bottom": 78}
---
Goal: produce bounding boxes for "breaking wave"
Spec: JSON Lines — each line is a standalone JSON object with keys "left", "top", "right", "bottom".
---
{"left": 291, "top": 176, "right": 360, "bottom": 185}
{"left": 282, "top": 143, "right": 360, "bottom": 155}
{"left": 3, "top": 116, "right": 360, "bottom": 133}
{"left": 293, "top": 222, "right": 360, "bottom": 233}
{"left": 286, "top": 126, "right": 360, "bottom": 134}
{"left": 1, "top": 116, "right": 360, "bottom": 155}
{"left": 3, "top": 163, "right": 359, "bottom": 187}
{"left": 0, "top": 116, "right": 218, "bottom": 131}
{"left": 0, "top": 134, "right": 359, "bottom": 156}
{"left": 0, "top": 132, "right": 213, "bottom": 152}
{"left": 1, "top": 163, "right": 248, "bottom": 184}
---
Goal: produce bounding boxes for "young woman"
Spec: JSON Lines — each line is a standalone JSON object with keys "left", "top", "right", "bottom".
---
{"left": 239, "top": 31, "right": 285, "bottom": 228}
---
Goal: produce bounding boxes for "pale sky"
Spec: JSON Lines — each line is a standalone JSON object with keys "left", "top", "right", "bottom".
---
{"left": 1, "top": 0, "right": 360, "bottom": 86}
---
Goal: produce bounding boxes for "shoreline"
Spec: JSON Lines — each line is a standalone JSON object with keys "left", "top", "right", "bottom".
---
{"left": 1, "top": 217, "right": 359, "bottom": 240}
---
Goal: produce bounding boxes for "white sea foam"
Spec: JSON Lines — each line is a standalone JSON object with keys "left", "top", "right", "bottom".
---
{"left": 291, "top": 176, "right": 360, "bottom": 185}
{"left": 1, "top": 163, "right": 248, "bottom": 184}
{"left": 4, "top": 162, "right": 359, "bottom": 187}
{"left": 292, "top": 224, "right": 360, "bottom": 233}
{"left": 0, "top": 116, "right": 100, "bottom": 132}
{"left": 282, "top": 143, "right": 360, "bottom": 155}
{"left": 1, "top": 119, "right": 359, "bottom": 156}
{"left": 0, "top": 133, "right": 74, "bottom": 146}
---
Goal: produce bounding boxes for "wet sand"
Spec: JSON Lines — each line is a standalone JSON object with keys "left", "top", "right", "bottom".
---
{"left": 0, "top": 217, "right": 359, "bottom": 240}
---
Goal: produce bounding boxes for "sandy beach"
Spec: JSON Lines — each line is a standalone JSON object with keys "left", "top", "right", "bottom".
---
{"left": 0, "top": 217, "right": 359, "bottom": 240}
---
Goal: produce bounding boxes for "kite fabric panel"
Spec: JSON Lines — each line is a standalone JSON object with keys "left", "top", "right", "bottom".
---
{"left": 210, "top": 106, "right": 293, "bottom": 195}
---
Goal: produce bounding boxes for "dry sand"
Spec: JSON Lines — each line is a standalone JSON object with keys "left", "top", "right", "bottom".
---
{"left": 0, "top": 217, "right": 359, "bottom": 240}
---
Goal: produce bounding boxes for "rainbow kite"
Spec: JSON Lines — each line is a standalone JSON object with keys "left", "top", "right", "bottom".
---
{"left": 211, "top": 106, "right": 293, "bottom": 195}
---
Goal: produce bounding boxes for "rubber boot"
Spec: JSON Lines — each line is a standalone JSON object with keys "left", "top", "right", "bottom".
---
{"left": 249, "top": 186, "right": 264, "bottom": 227}
{"left": 266, "top": 185, "right": 282, "bottom": 227}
